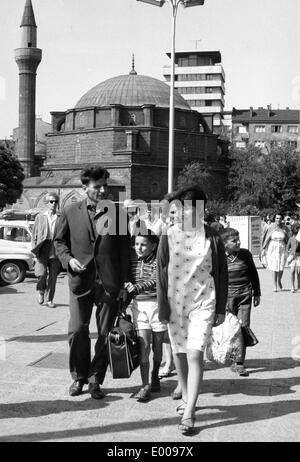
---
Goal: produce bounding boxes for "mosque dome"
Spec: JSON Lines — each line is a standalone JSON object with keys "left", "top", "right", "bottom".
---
{"left": 75, "top": 72, "right": 190, "bottom": 110}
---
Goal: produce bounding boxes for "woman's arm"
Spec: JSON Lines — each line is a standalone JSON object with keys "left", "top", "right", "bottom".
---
{"left": 157, "top": 234, "right": 171, "bottom": 322}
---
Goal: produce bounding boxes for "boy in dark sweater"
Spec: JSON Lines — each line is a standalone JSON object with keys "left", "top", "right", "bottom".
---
{"left": 221, "top": 227, "right": 261, "bottom": 377}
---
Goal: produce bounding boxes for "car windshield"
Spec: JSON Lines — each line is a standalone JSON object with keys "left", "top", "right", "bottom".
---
{"left": 0, "top": 225, "right": 31, "bottom": 243}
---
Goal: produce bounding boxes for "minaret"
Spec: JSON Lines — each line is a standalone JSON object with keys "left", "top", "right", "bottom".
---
{"left": 14, "top": 0, "right": 42, "bottom": 177}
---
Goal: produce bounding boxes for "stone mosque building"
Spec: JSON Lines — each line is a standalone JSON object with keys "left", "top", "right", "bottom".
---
{"left": 14, "top": 1, "right": 228, "bottom": 211}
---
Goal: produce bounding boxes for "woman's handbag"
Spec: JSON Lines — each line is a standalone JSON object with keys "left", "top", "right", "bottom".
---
{"left": 206, "top": 313, "right": 244, "bottom": 366}
{"left": 108, "top": 309, "right": 140, "bottom": 379}
{"left": 241, "top": 325, "right": 259, "bottom": 347}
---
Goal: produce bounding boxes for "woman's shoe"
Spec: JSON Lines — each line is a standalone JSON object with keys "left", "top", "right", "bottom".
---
{"left": 171, "top": 390, "right": 182, "bottom": 400}
{"left": 178, "top": 417, "right": 196, "bottom": 436}
{"left": 176, "top": 400, "right": 186, "bottom": 416}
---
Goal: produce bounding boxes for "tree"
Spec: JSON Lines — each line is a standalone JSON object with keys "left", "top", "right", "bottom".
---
{"left": 0, "top": 145, "right": 25, "bottom": 210}
{"left": 177, "top": 161, "right": 224, "bottom": 199}
{"left": 228, "top": 144, "right": 300, "bottom": 215}
{"left": 176, "top": 161, "right": 229, "bottom": 216}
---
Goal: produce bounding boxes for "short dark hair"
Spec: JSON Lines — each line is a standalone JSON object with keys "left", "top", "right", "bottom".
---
{"left": 220, "top": 227, "right": 240, "bottom": 243}
{"left": 274, "top": 212, "right": 283, "bottom": 219}
{"left": 80, "top": 166, "right": 110, "bottom": 186}
{"left": 165, "top": 183, "right": 207, "bottom": 208}
{"left": 135, "top": 232, "right": 159, "bottom": 246}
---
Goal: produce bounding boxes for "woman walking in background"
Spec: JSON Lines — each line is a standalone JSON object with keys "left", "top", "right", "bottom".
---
{"left": 157, "top": 184, "right": 227, "bottom": 435}
{"left": 262, "top": 213, "right": 289, "bottom": 291}
{"left": 287, "top": 223, "right": 300, "bottom": 292}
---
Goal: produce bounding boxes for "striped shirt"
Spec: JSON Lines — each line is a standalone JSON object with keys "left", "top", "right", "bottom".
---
{"left": 129, "top": 250, "right": 157, "bottom": 300}
{"left": 226, "top": 248, "right": 261, "bottom": 297}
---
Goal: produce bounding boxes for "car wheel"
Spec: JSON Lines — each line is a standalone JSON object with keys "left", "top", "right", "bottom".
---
{"left": 0, "top": 261, "right": 26, "bottom": 285}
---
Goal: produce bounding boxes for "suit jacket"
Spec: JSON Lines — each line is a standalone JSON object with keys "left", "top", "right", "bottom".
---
{"left": 54, "top": 199, "right": 130, "bottom": 296}
{"left": 156, "top": 225, "right": 228, "bottom": 321}
{"left": 31, "top": 212, "right": 61, "bottom": 277}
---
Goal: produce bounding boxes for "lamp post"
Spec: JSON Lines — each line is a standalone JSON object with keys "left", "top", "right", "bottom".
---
{"left": 136, "top": 0, "right": 205, "bottom": 192}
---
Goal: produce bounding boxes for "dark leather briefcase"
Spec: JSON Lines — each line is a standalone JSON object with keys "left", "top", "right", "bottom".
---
{"left": 108, "top": 312, "right": 140, "bottom": 379}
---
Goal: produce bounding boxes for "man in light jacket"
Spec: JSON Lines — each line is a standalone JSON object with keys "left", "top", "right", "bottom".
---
{"left": 31, "top": 192, "right": 61, "bottom": 308}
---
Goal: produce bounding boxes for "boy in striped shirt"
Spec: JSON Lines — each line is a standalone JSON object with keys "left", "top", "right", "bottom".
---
{"left": 125, "top": 234, "right": 167, "bottom": 402}
{"left": 221, "top": 228, "right": 261, "bottom": 377}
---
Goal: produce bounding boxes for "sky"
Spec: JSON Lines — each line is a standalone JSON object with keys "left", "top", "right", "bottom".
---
{"left": 0, "top": 0, "right": 299, "bottom": 139}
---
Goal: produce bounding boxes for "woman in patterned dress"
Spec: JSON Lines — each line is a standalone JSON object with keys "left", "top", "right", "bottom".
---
{"left": 262, "top": 213, "right": 290, "bottom": 291}
{"left": 157, "top": 185, "right": 228, "bottom": 435}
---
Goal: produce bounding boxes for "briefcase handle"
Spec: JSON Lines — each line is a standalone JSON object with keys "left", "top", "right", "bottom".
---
{"left": 113, "top": 300, "right": 127, "bottom": 328}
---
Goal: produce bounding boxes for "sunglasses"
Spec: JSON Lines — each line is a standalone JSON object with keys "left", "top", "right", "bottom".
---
{"left": 49, "top": 200, "right": 58, "bottom": 204}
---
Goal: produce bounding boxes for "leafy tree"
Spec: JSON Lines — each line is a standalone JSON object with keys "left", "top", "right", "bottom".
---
{"left": 0, "top": 145, "right": 25, "bottom": 210}
{"left": 228, "top": 145, "right": 300, "bottom": 215}
{"left": 176, "top": 161, "right": 226, "bottom": 201}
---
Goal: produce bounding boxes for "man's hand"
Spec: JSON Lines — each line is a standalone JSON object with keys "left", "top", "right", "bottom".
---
{"left": 69, "top": 258, "right": 86, "bottom": 273}
{"left": 213, "top": 313, "right": 225, "bottom": 327}
{"left": 124, "top": 282, "right": 135, "bottom": 294}
{"left": 253, "top": 296, "right": 260, "bottom": 307}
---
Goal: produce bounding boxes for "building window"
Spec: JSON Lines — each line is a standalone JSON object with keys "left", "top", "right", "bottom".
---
{"left": 151, "top": 181, "right": 160, "bottom": 195}
{"left": 189, "top": 100, "right": 205, "bottom": 107}
{"left": 255, "top": 125, "right": 265, "bottom": 133}
{"left": 288, "top": 141, "right": 297, "bottom": 149}
{"left": 271, "top": 125, "right": 282, "bottom": 133}
{"left": 270, "top": 140, "right": 284, "bottom": 148}
{"left": 129, "top": 113, "right": 136, "bottom": 126}
{"left": 255, "top": 141, "right": 265, "bottom": 149}
{"left": 238, "top": 126, "right": 248, "bottom": 134}
{"left": 178, "top": 57, "right": 189, "bottom": 67}
{"left": 235, "top": 141, "right": 246, "bottom": 149}
{"left": 288, "top": 125, "right": 299, "bottom": 134}
{"left": 205, "top": 100, "right": 213, "bottom": 106}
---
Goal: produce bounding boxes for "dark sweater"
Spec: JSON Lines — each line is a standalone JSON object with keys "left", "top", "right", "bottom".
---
{"left": 226, "top": 248, "right": 261, "bottom": 297}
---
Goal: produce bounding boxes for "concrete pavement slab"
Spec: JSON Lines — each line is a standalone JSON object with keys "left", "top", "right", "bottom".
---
{"left": 0, "top": 264, "right": 300, "bottom": 442}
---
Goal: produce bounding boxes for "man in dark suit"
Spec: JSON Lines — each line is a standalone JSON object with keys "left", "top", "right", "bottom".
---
{"left": 54, "top": 166, "right": 130, "bottom": 399}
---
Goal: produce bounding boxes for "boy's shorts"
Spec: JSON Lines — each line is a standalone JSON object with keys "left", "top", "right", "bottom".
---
{"left": 131, "top": 299, "right": 168, "bottom": 332}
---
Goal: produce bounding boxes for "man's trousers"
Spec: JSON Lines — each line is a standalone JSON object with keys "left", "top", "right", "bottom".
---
{"left": 68, "top": 282, "right": 119, "bottom": 384}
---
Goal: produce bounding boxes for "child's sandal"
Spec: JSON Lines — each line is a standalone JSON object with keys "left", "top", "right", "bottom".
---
{"left": 176, "top": 400, "right": 186, "bottom": 416}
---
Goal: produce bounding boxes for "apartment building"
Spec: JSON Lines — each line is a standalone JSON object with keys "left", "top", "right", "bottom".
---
{"left": 163, "top": 50, "right": 225, "bottom": 131}
{"left": 232, "top": 106, "right": 300, "bottom": 152}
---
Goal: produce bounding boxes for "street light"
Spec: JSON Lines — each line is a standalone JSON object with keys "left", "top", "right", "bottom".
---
{"left": 136, "top": 0, "right": 205, "bottom": 192}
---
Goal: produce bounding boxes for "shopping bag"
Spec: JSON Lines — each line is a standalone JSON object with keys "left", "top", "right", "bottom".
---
{"left": 206, "top": 313, "right": 244, "bottom": 366}
{"left": 241, "top": 325, "right": 259, "bottom": 347}
{"left": 108, "top": 312, "right": 140, "bottom": 379}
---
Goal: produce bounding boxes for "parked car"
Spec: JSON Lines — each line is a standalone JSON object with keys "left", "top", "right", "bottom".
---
{"left": 0, "top": 219, "right": 35, "bottom": 285}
